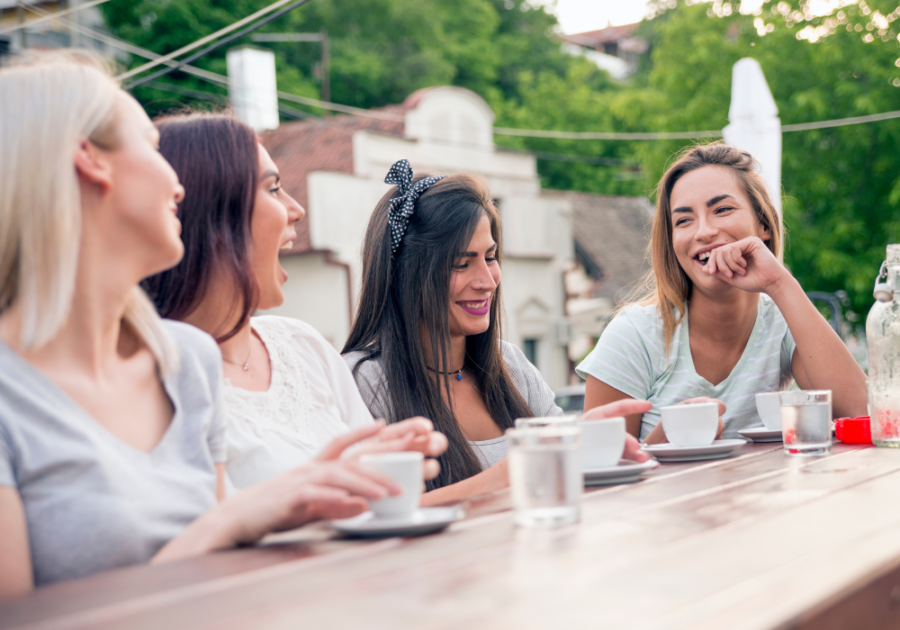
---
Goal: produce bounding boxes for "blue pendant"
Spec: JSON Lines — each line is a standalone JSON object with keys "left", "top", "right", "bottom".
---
{"left": 457, "top": 372, "right": 463, "bottom": 381}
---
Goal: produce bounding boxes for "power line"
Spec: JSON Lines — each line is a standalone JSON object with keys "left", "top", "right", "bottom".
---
{"left": 116, "top": 0, "right": 308, "bottom": 83}
{"left": 494, "top": 127, "right": 722, "bottom": 140}
{"left": 22, "top": 3, "right": 319, "bottom": 119}
{"left": 781, "top": 109, "right": 900, "bottom": 131}
{"left": 122, "top": 0, "right": 312, "bottom": 90}
{"left": 0, "top": 0, "right": 114, "bottom": 36}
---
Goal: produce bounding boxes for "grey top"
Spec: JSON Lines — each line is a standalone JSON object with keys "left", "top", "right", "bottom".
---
{"left": 0, "top": 320, "right": 227, "bottom": 587}
{"left": 343, "top": 341, "right": 563, "bottom": 469}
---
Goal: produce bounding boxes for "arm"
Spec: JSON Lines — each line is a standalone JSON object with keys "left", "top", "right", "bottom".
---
{"left": 704, "top": 237, "right": 867, "bottom": 418}
{"left": 153, "top": 445, "right": 402, "bottom": 564}
{"left": 584, "top": 376, "right": 645, "bottom": 439}
{"left": 0, "top": 487, "right": 33, "bottom": 598}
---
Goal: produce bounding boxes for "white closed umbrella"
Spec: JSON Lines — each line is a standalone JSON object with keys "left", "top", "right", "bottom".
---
{"left": 722, "top": 58, "right": 783, "bottom": 248}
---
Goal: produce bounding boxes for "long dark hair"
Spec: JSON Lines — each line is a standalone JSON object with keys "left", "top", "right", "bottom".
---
{"left": 343, "top": 174, "right": 534, "bottom": 488}
{"left": 141, "top": 113, "right": 259, "bottom": 342}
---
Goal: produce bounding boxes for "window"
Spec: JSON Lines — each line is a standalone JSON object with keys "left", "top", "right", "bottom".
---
{"left": 523, "top": 338, "right": 538, "bottom": 366}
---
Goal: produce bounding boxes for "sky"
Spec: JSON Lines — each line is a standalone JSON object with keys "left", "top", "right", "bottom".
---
{"left": 546, "top": 0, "right": 651, "bottom": 34}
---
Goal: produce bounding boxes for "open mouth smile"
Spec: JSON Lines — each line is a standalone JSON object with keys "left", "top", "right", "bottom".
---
{"left": 457, "top": 299, "right": 490, "bottom": 316}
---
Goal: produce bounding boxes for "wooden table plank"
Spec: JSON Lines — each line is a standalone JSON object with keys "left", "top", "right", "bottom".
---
{"left": 5, "top": 443, "right": 887, "bottom": 630}
{"left": 0, "top": 442, "right": 787, "bottom": 628}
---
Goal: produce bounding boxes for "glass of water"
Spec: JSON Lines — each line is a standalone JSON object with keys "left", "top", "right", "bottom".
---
{"left": 514, "top": 415, "right": 578, "bottom": 429}
{"left": 779, "top": 390, "right": 833, "bottom": 456}
{"left": 506, "top": 425, "right": 582, "bottom": 528}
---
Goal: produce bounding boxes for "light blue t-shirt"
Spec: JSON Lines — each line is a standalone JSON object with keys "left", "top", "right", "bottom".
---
{"left": 576, "top": 296, "right": 796, "bottom": 440}
{"left": 0, "top": 320, "right": 227, "bottom": 586}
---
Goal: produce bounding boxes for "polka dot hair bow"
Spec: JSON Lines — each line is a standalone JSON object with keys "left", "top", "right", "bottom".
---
{"left": 384, "top": 159, "right": 445, "bottom": 255}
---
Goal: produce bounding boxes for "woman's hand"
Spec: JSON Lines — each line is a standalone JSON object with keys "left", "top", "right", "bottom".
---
{"left": 579, "top": 398, "right": 653, "bottom": 463}
{"left": 643, "top": 397, "right": 727, "bottom": 445}
{"left": 317, "top": 419, "right": 446, "bottom": 481}
{"left": 153, "top": 459, "right": 401, "bottom": 563}
{"left": 702, "top": 236, "right": 790, "bottom": 295}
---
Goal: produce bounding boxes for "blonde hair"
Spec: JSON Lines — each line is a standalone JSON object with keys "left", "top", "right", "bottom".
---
{"left": 0, "top": 51, "right": 179, "bottom": 376}
{"left": 633, "top": 142, "right": 782, "bottom": 353}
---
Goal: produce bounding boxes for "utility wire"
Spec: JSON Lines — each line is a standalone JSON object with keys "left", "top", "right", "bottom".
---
{"left": 116, "top": 0, "right": 309, "bottom": 83}
{"left": 23, "top": 3, "right": 319, "bottom": 119}
{"left": 0, "top": 0, "right": 114, "bottom": 36}
{"left": 29, "top": 1, "right": 898, "bottom": 138}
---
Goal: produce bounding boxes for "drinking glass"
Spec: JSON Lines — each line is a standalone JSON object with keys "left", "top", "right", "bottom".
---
{"left": 514, "top": 415, "right": 578, "bottom": 429}
{"left": 780, "top": 390, "right": 833, "bottom": 456}
{"left": 507, "top": 425, "right": 582, "bottom": 528}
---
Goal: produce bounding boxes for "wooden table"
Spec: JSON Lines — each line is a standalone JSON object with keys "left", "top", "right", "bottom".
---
{"left": 5, "top": 441, "right": 900, "bottom": 630}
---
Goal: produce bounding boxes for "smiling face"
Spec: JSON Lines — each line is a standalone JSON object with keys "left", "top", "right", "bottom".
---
{"left": 250, "top": 143, "right": 305, "bottom": 310}
{"left": 103, "top": 92, "right": 185, "bottom": 278}
{"left": 669, "top": 165, "right": 771, "bottom": 295}
{"left": 448, "top": 214, "right": 501, "bottom": 338}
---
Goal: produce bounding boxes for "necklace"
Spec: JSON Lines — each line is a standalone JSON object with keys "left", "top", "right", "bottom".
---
{"left": 426, "top": 365, "right": 463, "bottom": 381}
{"left": 223, "top": 344, "right": 252, "bottom": 371}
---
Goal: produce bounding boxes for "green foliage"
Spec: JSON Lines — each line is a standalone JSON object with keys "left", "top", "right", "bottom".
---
{"left": 101, "top": 0, "right": 900, "bottom": 321}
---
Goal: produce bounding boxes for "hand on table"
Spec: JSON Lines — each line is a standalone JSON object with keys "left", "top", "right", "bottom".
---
{"left": 643, "top": 396, "right": 727, "bottom": 445}
{"left": 205, "top": 459, "right": 402, "bottom": 550}
{"left": 579, "top": 398, "right": 654, "bottom": 463}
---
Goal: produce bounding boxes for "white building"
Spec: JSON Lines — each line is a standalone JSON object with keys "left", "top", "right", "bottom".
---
{"left": 260, "top": 86, "right": 575, "bottom": 390}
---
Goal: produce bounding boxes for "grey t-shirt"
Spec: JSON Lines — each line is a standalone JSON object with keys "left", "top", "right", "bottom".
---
{"left": 0, "top": 320, "right": 227, "bottom": 587}
{"left": 344, "top": 341, "right": 563, "bottom": 469}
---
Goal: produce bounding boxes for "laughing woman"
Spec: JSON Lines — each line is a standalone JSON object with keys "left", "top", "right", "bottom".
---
{"left": 141, "top": 114, "right": 445, "bottom": 492}
{"left": 579, "top": 143, "right": 867, "bottom": 442}
{"left": 0, "top": 54, "right": 404, "bottom": 596}
{"left": 343, "top": 160, "right": 651, "bottom": 505}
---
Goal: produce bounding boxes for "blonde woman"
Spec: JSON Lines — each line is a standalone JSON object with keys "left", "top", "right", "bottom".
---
{"left": 0, "top": 53, "right": 407, "bottom": 597}
{"left": 579, "top": 143, "right": 867, "bottom": 441}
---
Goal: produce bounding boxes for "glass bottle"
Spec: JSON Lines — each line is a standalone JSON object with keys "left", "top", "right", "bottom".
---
{"left": 866, "top": 244, "right": 900, "bottom": 447}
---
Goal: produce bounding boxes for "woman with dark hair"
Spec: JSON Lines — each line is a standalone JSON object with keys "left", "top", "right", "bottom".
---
{"left": 579, "top": 142, "right": 867, "bottom": 442}
{"left": 343, "top": 160, "right": 650, "bottom": 503}
{"left": 143, "top": 114, "right": 445, "bottom": 493}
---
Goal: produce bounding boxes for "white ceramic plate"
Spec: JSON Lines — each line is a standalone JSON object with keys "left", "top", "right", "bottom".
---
{"left": 332, "top": 507, "right": 463, "bottom": 538}
{"left": 737, "top": 427, "right": 783, "bottom": 443}
{"left": 583, "top": 459, "right": 659, "bottom": 486}
{"left": 640, "top": 438, "right": 746, "bottom": 462}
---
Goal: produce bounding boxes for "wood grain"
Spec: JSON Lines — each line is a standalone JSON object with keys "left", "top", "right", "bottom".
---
{"left": 5, "top": 442, "right": 900, "bottom": 630}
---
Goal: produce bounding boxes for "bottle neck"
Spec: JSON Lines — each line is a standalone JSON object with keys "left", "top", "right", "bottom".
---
{"left": 888, "top": 264, "right": 900, "bottom": 291}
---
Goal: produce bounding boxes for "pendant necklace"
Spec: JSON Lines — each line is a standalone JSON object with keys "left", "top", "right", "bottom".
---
{"left": 426, "top": 365, "right": 464, "bottom": 381}
{"left": 223, "top": 344, "right": 252, "bottom": 371}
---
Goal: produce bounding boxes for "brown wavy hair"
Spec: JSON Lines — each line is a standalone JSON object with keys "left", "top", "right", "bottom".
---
{"left": 635, "top": 142, "right": 782, "bottom": 352}
{"left": 343, "top": 174, "right": 534, "bottom": 489}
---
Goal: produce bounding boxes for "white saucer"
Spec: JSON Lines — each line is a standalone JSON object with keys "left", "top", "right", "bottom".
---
{"left": 737, "top": 427, "right": 783, "bottom": 443}
{"left": 583, "top": 459, "right": 659, "bottom": 486}
{"left": 331, "top": 507, "right": 463, "bottom": 538}
{"left": 640, "top": 438, "right": 746, "bottom": 462}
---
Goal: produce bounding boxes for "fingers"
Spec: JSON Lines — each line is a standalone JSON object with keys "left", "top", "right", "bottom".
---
{"left": 580, "top": 399, "right": 652, "bottom": 421}
{"left": 716, "top": 418, "right": 725, "bottom": 438}
{"left": 623, "top": 434, "right": 651, "bottom": 462}
{"left": 423, "top": 458, "right": 441, "bottom": 480}
{"left": 316, "top": 422, "right": 385, "bottom": 461}
{"left": 305, "top": 460, "right": 402, "bottom": 500}
{"left": 378, "top": 417, "right": 434, "bottom": 440}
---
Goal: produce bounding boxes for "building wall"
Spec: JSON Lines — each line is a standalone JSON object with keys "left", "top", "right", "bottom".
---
{"left": 258, "top": 252, "right": 350, "bottom": 350}
{"left": 274, "top": 88, "right": 575, "bottom": 389}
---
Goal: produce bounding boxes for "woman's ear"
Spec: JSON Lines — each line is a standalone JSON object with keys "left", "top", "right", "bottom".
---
{"left": 758, "top": 218, "right": 772, "bottom": 244}
{"left": 73, "top": 139, "right": 113, "bottom": 192}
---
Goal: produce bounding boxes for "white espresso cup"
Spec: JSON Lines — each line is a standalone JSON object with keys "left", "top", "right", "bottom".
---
{"left": 755, "top": 392, "right": 783, "bottom": 430}
{"left": 660, "top": 402, "right": 719, "bottom": 447}
{"left": 358, "top": 452, "right": 423, "bottom": 518}
{"left": 580, "top": 416, "right": 626, "bottom": 469}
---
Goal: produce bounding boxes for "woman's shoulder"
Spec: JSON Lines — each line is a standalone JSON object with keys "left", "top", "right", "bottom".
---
{"left": 252, "top": 315, "right": 327, "bottom": 344}
{"left": 160, "top": 319, "right": 221, "bottom": 367}
{"left": 342, "top": 350, "right": 384, "bottom": 378}
{"left": 615, "top": 303, "right": 665, "bottom": 329}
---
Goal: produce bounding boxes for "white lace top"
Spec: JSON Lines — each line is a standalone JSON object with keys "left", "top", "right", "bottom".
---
{"left": 223, "top": 316, "right": 375, "bottom": 491}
